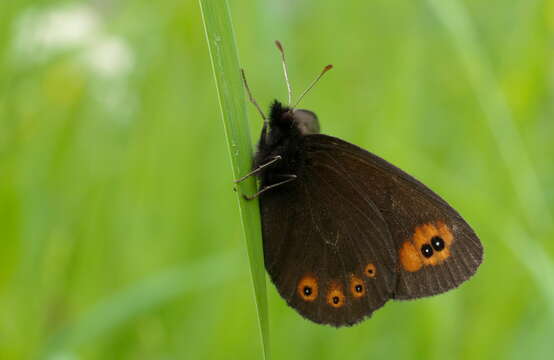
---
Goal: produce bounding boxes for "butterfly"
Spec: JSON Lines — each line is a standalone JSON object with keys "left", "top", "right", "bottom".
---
{"left": 235, "top": 41, "right": 483, "bottom": 327}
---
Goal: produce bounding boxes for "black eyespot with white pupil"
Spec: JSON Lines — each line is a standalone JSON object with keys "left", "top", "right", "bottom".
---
{"left": 355, "top": 284, "right": 363, "bottom": 293}
{"left": 421, "top": 244, "right": 434, "bottom": 258}
{"left": 431, "top": 236, "right": 445, "bottom": 251}
{"left": 303, "top": 286, "right": 312, "bottom": 296}
{"left": 332, "top": 296, "right": 340, "bottom": 304}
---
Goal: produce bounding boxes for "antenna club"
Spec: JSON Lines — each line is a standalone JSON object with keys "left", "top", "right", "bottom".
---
{"left": 324, "top": 64, "right": 333, "bottom": 72}
{"left": 275, "top": 40, "right": 284, "bottom": 53}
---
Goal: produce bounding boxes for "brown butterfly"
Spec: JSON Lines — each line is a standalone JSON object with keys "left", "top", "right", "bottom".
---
{"left": 236, "top": 41, "right": 483, "bottom": 327}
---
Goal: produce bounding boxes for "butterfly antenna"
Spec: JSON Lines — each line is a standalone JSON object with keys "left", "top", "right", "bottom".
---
{"left": 292, "top": 64, "right": 333, "bottom": 109}
{"left": 275, "top": 40, "right": 293, "bottom": 106}
{"left": 240, "top": 68, "right": 268, "bottom": 124}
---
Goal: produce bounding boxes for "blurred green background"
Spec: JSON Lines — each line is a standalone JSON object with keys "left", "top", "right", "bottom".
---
{"left": 1, "top": 0, "right": 553, "bottom": 359}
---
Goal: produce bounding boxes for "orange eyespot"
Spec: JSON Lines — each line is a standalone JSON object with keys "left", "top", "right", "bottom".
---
{"left": 399, "top": 221, "right": 454, "bottom": 272}
{"left": 297, "top": 275, "right": 318, "bottom": 301}
{"left": 327, "top": 282, "right": 346, "bottom": 308}
{"left": 399, "top": 241, "right": 423, "bottom": 272}
{"left": 350, "top": 276, "right": 365, "bottom": 298}
{"left": 364, "top": 263, "right": 377, "bottom": 278}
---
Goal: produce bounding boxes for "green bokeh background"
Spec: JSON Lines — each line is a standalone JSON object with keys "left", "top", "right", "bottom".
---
{"left": 1, "top": 0, "right": 554, "bottom": 359}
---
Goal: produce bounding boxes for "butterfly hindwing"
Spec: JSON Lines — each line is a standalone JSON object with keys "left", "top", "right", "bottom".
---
{"left": 303, "top": 134, "right": 483, "bottom": 300}
{"left": 261, "top": 147, "right": 397, "bottom": 326}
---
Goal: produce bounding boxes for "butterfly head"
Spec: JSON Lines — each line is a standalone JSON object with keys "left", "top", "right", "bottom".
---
{"left": 268, "top": 100, "right": 320, "bottom": 139}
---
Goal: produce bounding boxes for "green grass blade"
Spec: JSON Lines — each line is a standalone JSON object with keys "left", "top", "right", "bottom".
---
{"left": 199, "top": 1, "right": 270, "bottom": 358}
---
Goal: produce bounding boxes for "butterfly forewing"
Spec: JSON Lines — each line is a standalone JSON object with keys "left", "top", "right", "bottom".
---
{"left": 303, "top": 134, "right": 483, "bottom": 300}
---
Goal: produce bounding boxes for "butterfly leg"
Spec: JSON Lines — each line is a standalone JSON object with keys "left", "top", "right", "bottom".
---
{"left": 234, "top": 155, "right": 282, "bottom": 183}
{"left": 243, "top": 174, "right": 297, "bottom": 200}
